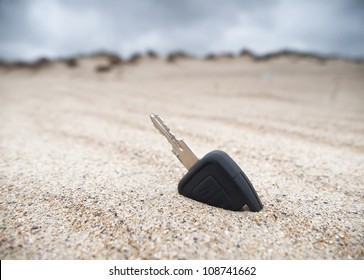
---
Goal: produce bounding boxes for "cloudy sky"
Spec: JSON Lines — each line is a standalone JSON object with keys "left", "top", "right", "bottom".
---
{"left": 0, "top": 0, "right": 363, "bottom": 61}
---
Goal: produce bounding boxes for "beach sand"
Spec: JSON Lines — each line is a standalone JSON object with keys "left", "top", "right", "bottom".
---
{"left": 0, "top": 55, "right": 363, "bottom": 259}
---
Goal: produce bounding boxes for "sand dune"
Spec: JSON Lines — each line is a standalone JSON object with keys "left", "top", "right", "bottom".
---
{"left": 0, "top": 55, "right": 363, "bottom": 259}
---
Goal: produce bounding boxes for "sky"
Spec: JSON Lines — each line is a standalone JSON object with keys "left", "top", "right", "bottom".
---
{"left": 0, "top": 0, "right": 364, "bottom": 61}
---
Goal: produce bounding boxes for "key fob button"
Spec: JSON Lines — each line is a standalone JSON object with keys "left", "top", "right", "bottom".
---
{"left": 192, "top": 175, "right": 234, "bottom": 209}
{"left": 233, "top": 173, "right": 262, "bottom": 212}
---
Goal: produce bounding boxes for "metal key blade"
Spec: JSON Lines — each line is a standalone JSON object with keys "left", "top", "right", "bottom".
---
{"left": 150, "top": 113, "right": 198, "bottom": 170}
{"left": 150, "top": 113, "right": 181, "bottom": 153}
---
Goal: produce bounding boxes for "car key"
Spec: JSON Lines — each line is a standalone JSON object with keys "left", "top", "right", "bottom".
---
{"left": 150, "top": 113, "right": 263, "bottom": 212}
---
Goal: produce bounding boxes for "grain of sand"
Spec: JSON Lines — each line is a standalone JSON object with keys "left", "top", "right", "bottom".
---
{"left": 0, "top": 56, "right": 363, "bottom": 259}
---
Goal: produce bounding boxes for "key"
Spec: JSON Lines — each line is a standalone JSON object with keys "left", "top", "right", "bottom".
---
{"left": 150, "top": 113, "right": 263, "bottom": 212}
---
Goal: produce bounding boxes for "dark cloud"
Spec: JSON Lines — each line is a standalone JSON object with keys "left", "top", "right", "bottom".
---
{"left": 0, "top": 0, "right": 363, "bottom": 61}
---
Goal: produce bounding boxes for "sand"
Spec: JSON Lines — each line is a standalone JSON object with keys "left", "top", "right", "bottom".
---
{"left": 0, "top": 55, "right": 363, "bottom": 259}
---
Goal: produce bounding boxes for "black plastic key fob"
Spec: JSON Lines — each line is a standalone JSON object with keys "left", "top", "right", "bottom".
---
{"left": 178, "top": 150, "right": 263, "bottom": 211}
{"left": 150, "top": 113, "right": 263, "bottom": 212}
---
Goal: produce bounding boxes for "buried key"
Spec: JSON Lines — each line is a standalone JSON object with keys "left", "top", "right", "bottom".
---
{"left": 150, "top": 113, "right": 263, "bottom": 212}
